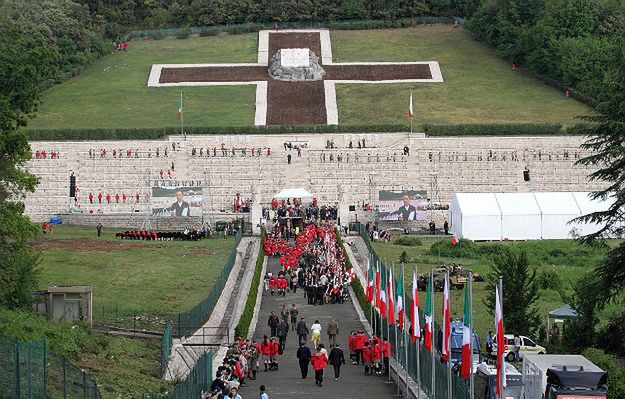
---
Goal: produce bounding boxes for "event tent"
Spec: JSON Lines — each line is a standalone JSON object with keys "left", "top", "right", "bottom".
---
{"left": 273, "top": 187, "right": 314, "bottom": 200}
{"left": 449, "top": 192, "right": 616, "bottom": 240}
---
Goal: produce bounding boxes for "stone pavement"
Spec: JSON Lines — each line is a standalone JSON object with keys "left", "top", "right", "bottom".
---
{"left": 240, "top": 256, "right": 397, "bottom": 398}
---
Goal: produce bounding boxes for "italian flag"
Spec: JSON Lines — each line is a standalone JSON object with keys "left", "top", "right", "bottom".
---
{"left": 379, "top": 265, "right": 387, "bottom": 318}
{"left": 461, "top": 283, "right": 472, "bottom": 379}
{"left": 495, "top": 285, "right": 507, "bottom": 396}
{"left": 410, "top": 272, "right": 420, "bottom": 342}
{"left": 366, "top": 256, "right": 374, "bottom": 303}
{"left": 396, "top": 269, "right": 404, "bottom": 329}
{"left": 177, "top": 92, "right": 183, "bottom": 121}
{"left": 375, "top": 261, "right": 381, "bottom": 311}
{"left": 424, "top": 276, "right": 433, "bottom": 351}
{"left": 441, "top": 273, "right": 451, "bottom": 362}
{"left": 407, "top": 93, "right": 413, "bottom": 118}
{"left": 387, "top": 268, "right": 395, "bottom": 325}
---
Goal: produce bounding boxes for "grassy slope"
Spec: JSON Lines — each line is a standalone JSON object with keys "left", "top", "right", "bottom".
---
{"left": 28, "top": 35, "right": 258, "bottom": 129}
{"left": 35, "top": 225, "right": 234, "bottom": 319}
{"left": 371, "top": 237, "right": 620, "bottom": 342}
{"left": 332, "top": 25, "right": 591, "bottom": 125}
{"left": 29, "top": 25, "right": 590, "bottom": 129}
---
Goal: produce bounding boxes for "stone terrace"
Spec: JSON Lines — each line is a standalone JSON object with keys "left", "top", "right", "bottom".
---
{"left": 24, "top": 133, "right": 605, "bottom": 221}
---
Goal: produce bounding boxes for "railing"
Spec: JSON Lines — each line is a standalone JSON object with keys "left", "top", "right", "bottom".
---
{"left": 0, "top": 333, "right": 102, "bottom": 399}
{"left": 161, "top": 320, "right": 172, "bottom": 376}
{"left": 145, "top": 352, "right": 212, "bottom": 399}
{"left": 94, "top": 305, "right": 173, "bottom": 333}
{"left": 176, "top": 228, "right": 243, "bottom": 337}
{"left": 354, "top": 225, "right": 472, "bottom": 399}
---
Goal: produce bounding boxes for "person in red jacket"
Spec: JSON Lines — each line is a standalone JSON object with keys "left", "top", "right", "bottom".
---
{"left": 277, "top": 275, "right": 287, "bottom": 296}
{"left": 260, "top": 335, "right": 271, "bottom": 372}
{"left": 348, "top": 331, "right": 356, "bottom": 364}
{"left": 89, "top": 192, "right": 94, "bottom": 204}
{"left": 106, "top": 193, "right": 111, "bottom": 204}
{"left": 48, "top": 222, "right": 53, "bottom": 234}
{"left": 382, "top": 339, "right": 392, "bottom": 376}
{"left": 371, "top": 337, "right": 382, "bottom": 376}
{"left": 122, "top": 193, "right": 127, "bottom": 203}
{"left": 98, "top": 192, "right": 102, "bottom": 204}
{"left": 362, "top": 342, "right": 373, "bottom": 376}
{"left": 311, "top": 347, "right": 328, "bottom": 386}
{"left": 269, "top": 274, "right": 277, "bottom": 296}
{"left": 115, "top": 193, "right": 120, "bottom": 203}
{"left": 269, "top": 337, "right": 280, "bottom": 370}
{"left": 42, "top": 222, "right": 47, "bottom": 235}
{"left": 354, "top": 330, "right": 366, "bottom": 365}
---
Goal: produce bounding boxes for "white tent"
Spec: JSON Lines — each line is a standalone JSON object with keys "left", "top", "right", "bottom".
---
{"left": 450, "top": 193, "right": 502, "bottom": 241}
{"left": 449, "top": 191, "right": 617, "bottom": 241}
{"left": 273, "top": 187, "right": 313, "bottom": 200}
{"left": 534, "top": 192, "right": 581, "bottom": 239}
{"left": 496, "top": 193, "right": 542, "bottom": 240}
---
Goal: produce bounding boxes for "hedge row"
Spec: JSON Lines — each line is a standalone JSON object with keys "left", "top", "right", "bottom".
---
{"left": 423, "top": 123, "right": 588, "bottom": 136}
{"left": 129, "top": 17, "right": 459, "bottom": 40}
{"left": 336, "top": 229, "right": 372, "bottom": 322}
{"left": 24, "top": 123, "right": 592, "bottom": 141}
{"left": 234, "top": 227, "right": 266, "bottom": 339}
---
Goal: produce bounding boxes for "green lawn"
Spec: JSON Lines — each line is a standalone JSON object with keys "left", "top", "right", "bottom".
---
{"left": 34, "top": 225, "right": 235, "bottom": 325}
{"left": 28, "top": 25, "right": 590, "bottom": 129}
{"left": 370, "top": 237, "right": 619, "bottom": 343}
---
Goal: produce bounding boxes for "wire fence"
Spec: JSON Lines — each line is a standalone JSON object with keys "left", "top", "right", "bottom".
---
{"left": 144, "top": 352, "right": 212, "bottom": 399}
{"left": 0, "top": 333, "right": 101, "bottom": 399}
{"left": 127, "top": 16, "right": 461, "bottom": 39}
{"left": 93, "top": 305, "right": 174, "bottom": 333}
{"left": 356, "top": 225, "right": 471, "bottom": 399}
{"left": 177, "top": 228, "right": 243, "bottom": 337}
{"left": 161, "top": 320, "right": 172, "bottom": 377}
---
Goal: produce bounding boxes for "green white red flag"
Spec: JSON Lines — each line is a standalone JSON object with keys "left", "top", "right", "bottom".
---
{"left": 396, "top": 269, "right": 404, "bottom": 329}
{"left": 177, "top": 92, "right": 183, "bottom": 121}
{"left": 441, "top": 273, "right": 451, "bottom": 362}
{"left": 366, "top": 256, "right": 374, "bottom": 303}
{"left": 496, "top": 285, "right": 507, "bottom": 396}
{"left": 387, "top": 268, "right": 395, "bottom": 324}
{"left": 424, "top": 275, "right": 433, "bottom": 351}
{"left": 410, "top": 271, "right": 420, "bottom": 342}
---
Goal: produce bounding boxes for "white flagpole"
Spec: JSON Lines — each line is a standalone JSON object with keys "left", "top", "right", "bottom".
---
{"left": 402, "top": 264, "right": 409, "bottom": 398}
{"left": 469, "top": 272, "right": 475, "bottom": 399}
{"left": 409, "top": 91, "right": 413, "bottom": 134}
{"left": 390, "top": 261, "right": 394, "bottom": 385}
{"left": 415, "top": 265, "right": 421, "bottom": 399}
{"left": 431, "top": 269, "right": 436, "bottom": 399}
{"left": 447, "top": 272, "right": 452, "bottom": 399}
{"left": 498, "top": 277, "right": 504, "bottom": 399}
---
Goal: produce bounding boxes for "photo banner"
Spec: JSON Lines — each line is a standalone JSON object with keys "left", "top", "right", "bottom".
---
{"left": 377, "top": 190, "right": 427, "bottom": 222}
{"left": 151, "top": 186, "right": 203, "bottom": 217}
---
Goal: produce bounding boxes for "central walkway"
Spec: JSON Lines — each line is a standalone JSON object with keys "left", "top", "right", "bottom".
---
{"left": 242, "top": 256, "right": 397, "bottom": 398}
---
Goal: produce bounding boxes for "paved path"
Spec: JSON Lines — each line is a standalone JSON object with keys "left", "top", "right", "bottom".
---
{"left": 241, "top": 256, "right": 397, "bottom": 398}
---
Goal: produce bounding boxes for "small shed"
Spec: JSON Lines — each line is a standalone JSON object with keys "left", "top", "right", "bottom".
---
{"left": 39, "top": 286, "right": 93, "bottom": 324}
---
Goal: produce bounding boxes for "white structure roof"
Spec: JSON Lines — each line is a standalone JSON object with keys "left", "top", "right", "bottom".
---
{"left": 534, "top": 192, "right": 581, "bottom": 215}
{"left": 495, "top": 193, "right": 541, "bottom": 216}
{"left": 273, "top": 187, "right": 313, "bottom": 199}
{"left": 453, "top": 193, "right": 500, "bottom": 216}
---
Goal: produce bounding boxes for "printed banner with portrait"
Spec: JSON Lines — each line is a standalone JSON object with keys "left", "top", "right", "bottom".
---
{"left": 377, "top": 190, "right": 427, "bottom": 222}
{"left": 151, "top": 186, "right": 203, "bottom": 217}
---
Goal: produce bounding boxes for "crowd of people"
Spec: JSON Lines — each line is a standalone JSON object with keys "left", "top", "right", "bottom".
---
{"left": 115, "top": 228, "right": 210, "bottom": 241}
{"left": 33, "top": 149, "right": 60, "bottom": 159}
{"left": 87, "top": 143, "right": 180, "bottom": 159}
{"left": 191, "top": 145, "right": 271, "bottom": 157}
{"left": 88, "top": 192, "right": 143, "bottom": 204}
{"left": 269, "top": 198, "right": 338, "bottom": 223}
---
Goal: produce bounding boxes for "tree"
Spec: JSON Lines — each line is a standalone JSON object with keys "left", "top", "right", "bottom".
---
{"left": 484, "top": 249, "right": 541, "bottom": 337}
{"left": 0, "top": 19, "right": 55, "bottom": 308}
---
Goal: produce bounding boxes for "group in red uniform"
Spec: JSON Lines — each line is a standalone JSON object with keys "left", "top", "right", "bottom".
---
{"left": 348, "top": 331, "right": 392, "bottom": 376}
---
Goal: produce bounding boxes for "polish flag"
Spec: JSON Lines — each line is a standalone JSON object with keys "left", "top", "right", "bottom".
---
{"left": 407, "top": 93, "right": 413, "bottom": 118}
{"left": 441, "top": 273, "right": 451, "bottom": 362}
{"left": 410, "top": 272, "right": 420, "bottom": 342}
{"left": 496, "top": 286, "right": 507, "bottom": 396}
{"left": 387, "top": 268, "right": 395, "bottom": 325}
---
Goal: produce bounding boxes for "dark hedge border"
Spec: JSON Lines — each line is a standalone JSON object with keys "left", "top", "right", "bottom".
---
{"left": 234, "top": 227, "right": 266, "bottom": 339}
{"left": 24, "top": 123, "right": 590, "bottom": 141}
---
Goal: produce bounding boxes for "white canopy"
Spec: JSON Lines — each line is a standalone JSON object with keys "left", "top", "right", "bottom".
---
{"left": 273, "top": 187, "right": 314, "bottom": 200}
{"left": 449, "top": 192, "right": 615, "bottom": 241}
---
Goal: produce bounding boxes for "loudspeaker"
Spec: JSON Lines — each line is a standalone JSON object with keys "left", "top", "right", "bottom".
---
{"left": 69, "top": 174, "right": 76, "bottom": 197}
{"left": 523, "top": 169, "right": 530, "bottom": 182}
{"left": 349, "top": 205, "right": 356, "bottom": 211}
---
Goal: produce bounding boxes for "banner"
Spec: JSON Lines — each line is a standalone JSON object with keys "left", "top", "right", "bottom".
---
{"left": 377, "top": 190, "right": 427, "bottom": 222}
{"left": 151, "top": 186, "right": 203, "bottom": 217}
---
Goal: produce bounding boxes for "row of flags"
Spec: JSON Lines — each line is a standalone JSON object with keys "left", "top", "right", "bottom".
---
{"left": 365, "top": 257, "right": 507, "bottom": 393}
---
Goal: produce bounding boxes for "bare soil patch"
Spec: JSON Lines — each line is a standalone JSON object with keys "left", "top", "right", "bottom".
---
{"left": 324, "top": 64, "right": 432, "bottom": 80}
{"left": 268, "top": 32, "right": 323, "bottom": 63}
{"left": 32, "top": 239, "right": 151, "bottom": 252}
{"left": 159, "top": 66, "right": 268, "bottom": 83}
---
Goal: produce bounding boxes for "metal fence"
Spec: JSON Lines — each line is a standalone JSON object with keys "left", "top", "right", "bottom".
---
{"left": 145, "top": 352, "right": 212, "bottom": 399}
{"left": 161, "top": 321, "right": 172, "bottom": 376}
{"left": 127, "top": 16, "right": 460, "bottom": 39}
{"left": 177, "top": 227, "right": 243, "bottom": 337}
{"left": 0, "top": 333, "right": 101, "bottom": 399}
{"left": 93, "top": 304, "right": 174, "bottom": 333}
{"left": 356, "top": 226, "right": 471, "bottom": 399}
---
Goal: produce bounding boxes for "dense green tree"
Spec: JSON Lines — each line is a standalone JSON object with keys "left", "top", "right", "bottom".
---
{"left": 484, "top": 250, "right": 541, "bottom": 337}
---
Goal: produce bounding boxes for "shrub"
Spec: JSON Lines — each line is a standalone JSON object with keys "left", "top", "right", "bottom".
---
{"left": 199, "top": 28, "right": 220, "bottom": 37}
{"left": 428, "top": 238, "right": 477, "bottom": 258}
{"left": 394, "top": 236, "right": 423, "bottom": 247}
{"left": 150, "top": 31, "right": 165, "bottom": 40}
{"left": 176, "top": 29, "right": 191, "bottom": 39}
{"left": 423, "top": 123, "right": 566, "bottom": 136}
{"left": 234, "top": 227, "right": 266, "bottom": 339}
{"left": 582, "top": 348, "right": 625, "bottom": 398}
{"left": 537, "top": 269, "right": 562, "bottom": 290}
{"left": 477, "top": 243, "right": 507, "bottom": 257}
{"left": 399, "top": 250, "right": 408, "bottom": 264}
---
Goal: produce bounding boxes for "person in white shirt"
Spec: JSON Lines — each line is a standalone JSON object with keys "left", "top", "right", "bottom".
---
{"left": 259, "top": 385, "right": 269, "bottom": 399}
{"left": 311, "top": 320, "right": 322, "bottom": 346}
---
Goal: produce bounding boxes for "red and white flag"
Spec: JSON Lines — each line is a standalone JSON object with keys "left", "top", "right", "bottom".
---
{"left": 366, "top": 256, "right": 374, "bottom": 303}
{"left": 177, "top": 92, "right": 183, "bottom": 121}
{"left": 407, "top": 93, "right": 414, "bottom": 118}
{"left": 410, "top": 272, "right": 420, "bottom": 342}
{"left": 495, "top": 285, "right": 507, "bottom": 396}
{"left": 441, "top": 273, "right": 451, "bottom": 362}
{"left": 375, "top": 261, "right": 381, "bottom": 311}
{"left": 387, "top": 268, "right": 395, "bottom": 324}
{"left": 460, "top": 283, "right": 472, "bottom": 379}
{"left": 424, "top": 276, "right": 433, "bottom": 351}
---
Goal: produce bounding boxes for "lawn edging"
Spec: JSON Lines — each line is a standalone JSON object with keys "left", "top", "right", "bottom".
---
{"left": 235, "top": 227, "right": 266, "bottom": 339}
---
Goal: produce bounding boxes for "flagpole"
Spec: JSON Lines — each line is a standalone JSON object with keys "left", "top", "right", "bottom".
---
{"left": 410, "top": 91, "right": 413, "bottom": 134}
{"left": 498, "top": 276, "right": 504, "bottom": 399}
{"left": 447, "top": 271, "right": 452, "bottom": 399}
{"left": 389, "top": 261, "right": 394, "bottom": 385}
{"left": 402, "top": 264, "right": 409, "bottom": 398}
{"left": 370, "top": 252, "right": 374, "bottom": 335}
{"left": 415, "top": 266, "right": 421, "bottom": 399}
{"left": 469, "top": 272, "right": 475, "bottom": 399}
{"left": 431, "top": 268, "right": 436, "bottom": 399}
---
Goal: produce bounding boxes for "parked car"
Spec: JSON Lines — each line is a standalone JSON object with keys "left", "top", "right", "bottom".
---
{"left": 492, "top": 334, "right": 546, "bottom": 361}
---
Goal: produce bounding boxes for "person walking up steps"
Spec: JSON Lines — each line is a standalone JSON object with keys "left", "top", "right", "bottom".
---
{"left": 261, "top": 336, "right": 271, "bottom": 371}
{"left": 297, "top": 317, "right": 309, "bottom": 345}
{"left": 268, "top": 311, "right": 279, "bottom": 338}
{"left": 311, "top": 320, "right": 322, "bottom": 346}
{"left": 328, "top": 344, "right": 345, "bottom": 381}
{"left": 311, "top": 346, "right": 328, "bottom": 387}
{"left": 289, "top": 304, "right": 298, "bottom": 331}
{"left": 327, "top": 317, "right": 339, "bottom": 348}
{"left": 296, "top": 342, "right": 312, "bottom": 379}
